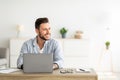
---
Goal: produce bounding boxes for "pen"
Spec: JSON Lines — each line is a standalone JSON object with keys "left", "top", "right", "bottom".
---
{"left": 79, "top": 69, "right": 85, "bottom": 71}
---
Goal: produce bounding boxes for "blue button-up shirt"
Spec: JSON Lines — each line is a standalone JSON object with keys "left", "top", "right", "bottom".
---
{"left": 17, "top": 37, "right": 64, "bottom": 69}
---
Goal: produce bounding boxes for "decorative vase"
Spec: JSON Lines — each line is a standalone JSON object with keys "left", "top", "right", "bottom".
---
{"left": 74, "top": 31, "right": 83, "bottom": 39}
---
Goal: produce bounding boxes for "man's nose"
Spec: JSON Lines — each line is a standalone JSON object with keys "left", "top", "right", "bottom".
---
{"left": 47, "top": 29, "right": 50, "bottom": 34}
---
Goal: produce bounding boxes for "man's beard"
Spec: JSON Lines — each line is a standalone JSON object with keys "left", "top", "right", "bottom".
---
{"left": 38, "top": 32, "right": 50, "bottom": 41}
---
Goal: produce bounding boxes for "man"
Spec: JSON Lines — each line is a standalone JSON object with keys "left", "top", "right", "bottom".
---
{"left": 17, "top": 17, "right": 64, "bottom": 70}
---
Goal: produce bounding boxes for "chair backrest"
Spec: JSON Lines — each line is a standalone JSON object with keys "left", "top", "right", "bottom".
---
{"left": 0, "top": 48, "right": 8, "bottom": 58}
{"left": 0, "top": 48, "right": 9, "bottom": 67}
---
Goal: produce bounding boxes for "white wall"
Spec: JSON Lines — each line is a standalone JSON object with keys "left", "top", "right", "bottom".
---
{"left": 0, "top": 0, "right": 120, "bottom": 72}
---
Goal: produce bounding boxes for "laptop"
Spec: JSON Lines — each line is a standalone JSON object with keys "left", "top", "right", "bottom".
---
{"left": 23, "top": 53, "right": 53, "bottom": 73}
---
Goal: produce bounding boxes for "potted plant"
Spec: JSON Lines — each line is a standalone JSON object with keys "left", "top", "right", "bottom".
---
{"left": 60, "top": 27, "right": 68, "bottom": 38}
{"left": 105, "top": 41, "right": 110, "bottom": 50}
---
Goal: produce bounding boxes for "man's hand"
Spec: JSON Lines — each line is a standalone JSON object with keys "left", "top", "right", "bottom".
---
{"left": 53, "top": 63, "right": 59, "bottom": 70}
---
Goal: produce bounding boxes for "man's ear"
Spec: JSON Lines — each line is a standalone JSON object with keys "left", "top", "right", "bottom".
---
{"left": 35, "top": 29, "right": 39, "bottom": 35}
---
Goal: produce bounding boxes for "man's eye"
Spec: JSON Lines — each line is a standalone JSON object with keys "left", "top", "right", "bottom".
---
{"left": 43, "top": 29, "right": 47, "bottom": 30}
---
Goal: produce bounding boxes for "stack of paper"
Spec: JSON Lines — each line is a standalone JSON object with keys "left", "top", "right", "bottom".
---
{"left": 0, "top": 68, "right": 20, "bottom": 73}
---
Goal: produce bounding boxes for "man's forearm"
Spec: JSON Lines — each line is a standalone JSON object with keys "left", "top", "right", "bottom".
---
{"left": 17, "top": 64, "right": 23, "bottom": 69}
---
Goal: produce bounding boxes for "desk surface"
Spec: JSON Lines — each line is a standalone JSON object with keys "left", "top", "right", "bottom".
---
{"left": 0, "top": 68, "right": 98, "bottom": 80}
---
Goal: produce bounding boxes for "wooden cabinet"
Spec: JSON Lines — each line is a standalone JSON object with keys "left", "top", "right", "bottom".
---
{"left": 10, "top": 38, "right": 90, "bottom": 68}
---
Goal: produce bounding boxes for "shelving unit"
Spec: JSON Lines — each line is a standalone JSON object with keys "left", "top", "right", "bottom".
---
{"left": 10, "top": 38, "right": 90, "bottom": 68}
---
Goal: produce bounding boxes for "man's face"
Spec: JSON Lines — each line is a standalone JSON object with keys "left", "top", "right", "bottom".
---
{"left": 36, "top": 23, "right": 51, "bottom": 40}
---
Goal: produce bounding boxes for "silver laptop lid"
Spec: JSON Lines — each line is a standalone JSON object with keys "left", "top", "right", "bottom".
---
{"left": 23, "top": 53, "right": 53, "bottom": 73}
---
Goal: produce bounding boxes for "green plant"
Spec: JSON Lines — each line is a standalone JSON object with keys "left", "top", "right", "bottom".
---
{"left": 60, "top": 27, "right": 68, "bottom": 35}
{"left": 105, "top": 41, "right": 110, "bottom": 49}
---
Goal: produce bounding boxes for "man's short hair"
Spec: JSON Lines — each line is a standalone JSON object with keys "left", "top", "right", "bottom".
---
{"left": 35, "top": 17, "right": 49, "bottom": 29}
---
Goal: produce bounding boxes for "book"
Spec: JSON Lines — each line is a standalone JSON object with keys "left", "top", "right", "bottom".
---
{"left": 0, "top": 68, "right": 20, "bottom": 73}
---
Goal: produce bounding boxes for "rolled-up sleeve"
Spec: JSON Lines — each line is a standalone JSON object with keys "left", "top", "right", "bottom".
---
{"left": 53, "top": 41, "right": 64, "bottom": 68}
{"left": 17, "top": 42, "right": 28, "bottom": 69}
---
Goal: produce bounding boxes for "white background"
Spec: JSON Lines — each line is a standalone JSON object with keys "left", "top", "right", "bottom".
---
{"left": 0, "top": 0, "right": 120, "bottom": 72}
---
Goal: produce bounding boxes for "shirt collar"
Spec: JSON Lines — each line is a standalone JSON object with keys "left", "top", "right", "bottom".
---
{"left": 32, "top": 36, "right": 50, "bottom": 47}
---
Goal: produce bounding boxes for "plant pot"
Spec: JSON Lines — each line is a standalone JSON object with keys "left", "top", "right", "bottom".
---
{"left": 61, "top": 34, "right": 66, "bottom": 38}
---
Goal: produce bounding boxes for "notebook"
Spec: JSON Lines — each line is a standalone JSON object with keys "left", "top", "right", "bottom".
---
{"left": 23, "top": 53, "right": 53, "bottom": 73}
